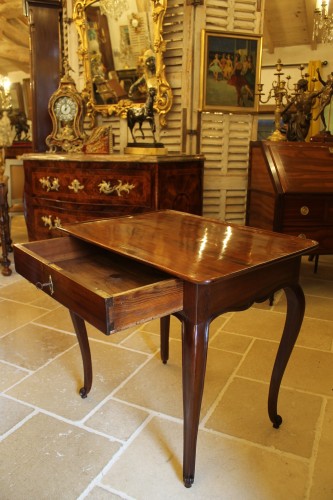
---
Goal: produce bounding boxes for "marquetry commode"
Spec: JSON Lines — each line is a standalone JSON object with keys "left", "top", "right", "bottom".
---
{"left": 22, "top": 153, "right": 204, "bottom": 240}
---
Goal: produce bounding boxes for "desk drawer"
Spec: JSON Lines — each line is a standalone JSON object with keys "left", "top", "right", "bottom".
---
{"left": 283, "top": 197, "right": 333, "bottom": 224}
{"left": 14, "top": 237, "right": 183, "bottom": 334}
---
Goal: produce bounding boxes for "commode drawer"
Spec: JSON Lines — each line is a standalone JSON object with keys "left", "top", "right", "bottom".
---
{"left": 13, "top": 236, "right": 183, "bottom": 334}
{"left": 28, "top": 166, "right": 153, "bottom": 206}
{"left": 25, "top": 199, "right": 149, "bottom": 240}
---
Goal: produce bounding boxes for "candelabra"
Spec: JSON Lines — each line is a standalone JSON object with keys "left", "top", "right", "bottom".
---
{"left": 313, "top": 1, "right": 333, "bottom": 44}
{"left": 257, "top": 60, "right": 303, "bottom": 141}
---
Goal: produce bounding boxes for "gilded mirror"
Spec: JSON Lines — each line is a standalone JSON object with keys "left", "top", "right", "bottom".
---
{"left": 73, "top": 0, "right": 172, "bottom": 126}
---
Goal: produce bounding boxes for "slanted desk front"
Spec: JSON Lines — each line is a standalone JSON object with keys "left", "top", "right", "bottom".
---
{"left": 247, "top": 141, "right": 333, "bottom": 255}
{"left": 13, "top": 210, "right": 318, "bottom": 488}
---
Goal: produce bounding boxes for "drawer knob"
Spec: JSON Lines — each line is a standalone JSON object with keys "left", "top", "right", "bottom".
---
{"left": 300, "top": 206, "right": 309, "bottom": 216}
{"left": 36, "top": 275, "right": 54, "bottom": 296}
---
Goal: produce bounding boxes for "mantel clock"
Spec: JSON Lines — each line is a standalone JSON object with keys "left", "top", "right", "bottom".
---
{"left": 46, "top": 71, "right": 86, "bottom": 153}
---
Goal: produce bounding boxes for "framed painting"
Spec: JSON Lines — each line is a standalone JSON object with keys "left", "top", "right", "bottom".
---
{"left": 200, "top": 31, "right": 262, "bottom": 113}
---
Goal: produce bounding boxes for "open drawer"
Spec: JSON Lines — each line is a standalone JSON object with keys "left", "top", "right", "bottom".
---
{"left": 13, "top": 236, "right": 183, "bottom": 335}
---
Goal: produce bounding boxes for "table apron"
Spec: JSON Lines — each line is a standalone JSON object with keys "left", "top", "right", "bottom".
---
{"left": 180, "top": 256, "right": 301, "bottom": 324}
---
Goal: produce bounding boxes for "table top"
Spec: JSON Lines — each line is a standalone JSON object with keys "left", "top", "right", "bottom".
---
{"left": 21, "top": 153, "right": 204, "bottom": 164}
{"left": 60, "top": 210, "right": 318, "bottom": 284}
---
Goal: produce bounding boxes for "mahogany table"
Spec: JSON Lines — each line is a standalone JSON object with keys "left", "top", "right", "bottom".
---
{"left": 13, "top": 210, "right": 318, "bottom": 487}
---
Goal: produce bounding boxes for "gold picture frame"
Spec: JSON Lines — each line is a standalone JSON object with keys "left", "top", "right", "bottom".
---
{"left": 73, "top": 0, "right": 172, "bottom": 126}
{"left": 200, "top": 30, "right": 262, "bottom": 113}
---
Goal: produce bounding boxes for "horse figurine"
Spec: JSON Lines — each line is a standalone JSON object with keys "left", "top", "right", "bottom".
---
{"left": 127, "top": 87, "right": 157, "bottom": 143}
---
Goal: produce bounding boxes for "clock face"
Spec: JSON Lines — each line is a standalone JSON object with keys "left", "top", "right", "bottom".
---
{"left": 54, "top": 96, "right": 78, "bottom": 122}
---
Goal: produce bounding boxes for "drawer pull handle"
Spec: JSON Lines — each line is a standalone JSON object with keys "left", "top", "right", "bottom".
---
{"left": 39, "top": 177, "right": 60, "bottom": 191}
{"left": 300, "top": 206, "right": 309, "bottom": 216}
{"left": 98, "top": 179, "right": 136, "bottom": 196}
{"left": 36, "top": 275, "right": 54, "bottom": 295}
{"left": 41, "top": 215, "right": 62, "bottom": 230}
{"left": 68, "top": 179, "right": 84, "bottom": 193}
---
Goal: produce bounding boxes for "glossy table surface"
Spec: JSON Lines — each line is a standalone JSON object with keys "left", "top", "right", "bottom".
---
{"left": 61, "top": 210, "right": 317, "bottom": 283}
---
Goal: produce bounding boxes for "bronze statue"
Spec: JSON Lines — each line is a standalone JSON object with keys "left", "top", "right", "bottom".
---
{"left": 281, "top": 79, "right": 321, "bottom": 141}
{"left": 313, "top": 69, "right": 333, "bottom": 132}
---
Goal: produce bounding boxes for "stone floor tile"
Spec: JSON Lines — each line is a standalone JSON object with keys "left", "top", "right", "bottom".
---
{"left": 0, "top": 361, "right": 28, "bottom": 392}
{"left": 102, "top": 416, "right": 309, "bottom": 499}
{"left": 85, "top": 398, "right": 149, "bottom": 440}
{"left": 7, "top": 342, "right": 147, "bottom": 421}
{"left": 115, "top": 338, "right": 241, "bottom": 420}
{"left": 205, "top": 378, "right": 322, "bottom": 458}
{"left": 0, "top": 300, "right": 49, "bottom": 335}
{"left": 0, "top": 323, "right": 77, "bottom": 370}
{"left": 237, "top": 339, "right": 333, "bottom": 396}
{"left": 0, "top": 413, "right": 120, "bottom": 499}
{"left": 309, "top": 399, "right": 333, "bottom": 500}
{"left": 0, "top": 396, "right": 34, "bottom": 435}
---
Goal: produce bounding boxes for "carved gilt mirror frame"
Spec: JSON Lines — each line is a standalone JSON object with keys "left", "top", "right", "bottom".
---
{"left": 73, "top": 0, "right": 172, "bottom": 126}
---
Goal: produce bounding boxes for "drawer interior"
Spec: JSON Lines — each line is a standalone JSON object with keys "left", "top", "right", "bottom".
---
{"left": 17, "top": 236, "right": 169, "bottom": 289}
{"left": 14, "top": 236, "right": 183, "bottom": 334}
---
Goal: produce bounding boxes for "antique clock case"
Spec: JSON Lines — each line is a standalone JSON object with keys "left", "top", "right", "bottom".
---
{"left": 46, "top": 70, "right": 86, "bottom": 153}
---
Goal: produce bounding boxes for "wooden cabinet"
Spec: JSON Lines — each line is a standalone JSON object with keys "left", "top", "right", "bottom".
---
{"left": 247, "top": 141, "right": 333, "bottom": 254}
{"left": 22, "top": 153, "right": 204, "bottom": 240}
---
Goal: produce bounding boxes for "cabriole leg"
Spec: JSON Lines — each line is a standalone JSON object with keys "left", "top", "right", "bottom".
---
{"left": 268, "top": 284, "right": 305, "bottom": 428}
{"left": 69, "top": 310, "right": 92, "bottom": 398}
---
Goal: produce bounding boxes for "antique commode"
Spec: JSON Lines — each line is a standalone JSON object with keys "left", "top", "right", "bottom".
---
{"left": 22, "top": 153, "right": 204, "bottom": 240}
